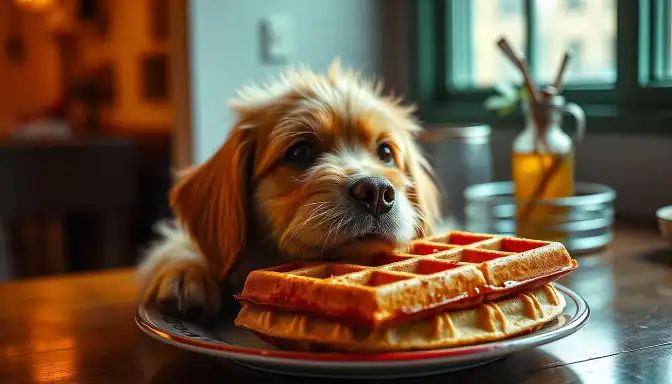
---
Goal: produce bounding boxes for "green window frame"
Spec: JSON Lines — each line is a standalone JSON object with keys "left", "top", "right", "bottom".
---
{"left": 408, "top": 0, "right": 672, "bottom": 133}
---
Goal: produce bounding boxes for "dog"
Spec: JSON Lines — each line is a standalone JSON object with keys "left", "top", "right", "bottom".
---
{"left": 137, "top": 60, "right": 442, "bottom": 318}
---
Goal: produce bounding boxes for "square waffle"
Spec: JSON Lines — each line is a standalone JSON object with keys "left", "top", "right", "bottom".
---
{"left": 234, "top": 231, "right": 578, "bottom": 329}
{"left": 235, "top": 283, "right": 566, "bottom": 352}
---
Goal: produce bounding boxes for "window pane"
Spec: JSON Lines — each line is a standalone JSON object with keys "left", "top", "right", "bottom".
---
{"left": 448, "top": 0, "right": 526, "bottom": 89}
{"left": 646, "top": 0, "right": 672, "bottom": 80}
{"left": 533, "top": 0, "right": 617, "bottom": 85}
{"left": 658, "top": 0, "right": 672, "bottom": 79}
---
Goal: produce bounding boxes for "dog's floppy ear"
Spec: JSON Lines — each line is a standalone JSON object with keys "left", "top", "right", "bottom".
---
{"left": 169, "top": 125, "right": 254, "bottom": 279}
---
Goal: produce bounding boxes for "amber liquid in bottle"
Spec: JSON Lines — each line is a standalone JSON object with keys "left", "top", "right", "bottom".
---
{"left": 512, "top": 115, "right": 575, "bottom": 241}
{"left": 513, "top": 151, "right": 574, "bottom": 240}
{"left": 512, "top": 93, "right": 584, "bottom": 241}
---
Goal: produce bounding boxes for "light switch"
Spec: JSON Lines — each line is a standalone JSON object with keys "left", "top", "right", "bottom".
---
{"left": 261, "top": 15, "right": 293, "bottom": 63}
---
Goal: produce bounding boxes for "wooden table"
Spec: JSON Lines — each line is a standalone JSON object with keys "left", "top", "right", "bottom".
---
{"left": 1, "top": 225, "right": 671, "bottom": 383}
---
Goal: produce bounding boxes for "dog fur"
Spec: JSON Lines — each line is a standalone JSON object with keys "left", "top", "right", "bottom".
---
{"left": 137, "top": 60, "right": 442, "bottom": 317}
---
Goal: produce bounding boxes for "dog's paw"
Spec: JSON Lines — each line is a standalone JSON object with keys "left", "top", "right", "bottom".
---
{"left": 143, "top": 260, "right": 221, "bottom": 318}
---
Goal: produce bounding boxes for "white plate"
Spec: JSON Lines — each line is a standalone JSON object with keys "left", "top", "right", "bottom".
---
{"left": 135, "top": 282, "right": 589, "bottom": 379}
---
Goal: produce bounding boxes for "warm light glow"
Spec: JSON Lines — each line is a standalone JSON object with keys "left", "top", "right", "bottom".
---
{"left": 14, "top": 0, "right": 54, "bottom": 12}
{"left": 23, "top": 287, "right": 78, "bottom": 383}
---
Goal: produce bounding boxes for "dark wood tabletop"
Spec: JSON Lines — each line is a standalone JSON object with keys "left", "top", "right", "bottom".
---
{"left": 1, "top": 223, "right": 671, "bottom": 383}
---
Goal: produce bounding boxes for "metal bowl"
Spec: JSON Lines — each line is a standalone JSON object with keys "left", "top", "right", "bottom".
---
{"left": 463, "top": 182, "right": 617, "bottom": 254}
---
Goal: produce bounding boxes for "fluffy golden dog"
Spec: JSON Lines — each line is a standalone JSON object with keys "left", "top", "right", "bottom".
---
{"left": 137, "top": 60, "right": 441, "bottom": 317}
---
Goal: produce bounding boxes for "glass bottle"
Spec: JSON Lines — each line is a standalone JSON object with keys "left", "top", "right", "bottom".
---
{"left": 511, "top": 89, "right": 586, "bottom": 241}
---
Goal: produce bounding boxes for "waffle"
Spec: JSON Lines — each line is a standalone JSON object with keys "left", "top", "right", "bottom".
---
{"left": 234, "top": 283, "right": 566, "bottom": 352}
{"left": 234, "top": 231, "right": 577, "bottom": 329}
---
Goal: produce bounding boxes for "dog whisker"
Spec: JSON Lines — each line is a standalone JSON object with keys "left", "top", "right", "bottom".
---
{"left": 283, "top": 208, "right": 336, "bottom": 246}
{"left": 259, "top": 232, "right": 277, "bottom": 245}
{"left": 278, "top": 202, "right": 340, "bottom": 250}
{"left": 313, "top": 209, "right": 342, "bottom": 229}
{"left": 319, "top": 204, "right": 355, "bottom": 258}
{"left": 280, "top": 210, "right": 329, "bottom": 247}
{"left": 320, "top": 208, "right": 348, "bottom": 233}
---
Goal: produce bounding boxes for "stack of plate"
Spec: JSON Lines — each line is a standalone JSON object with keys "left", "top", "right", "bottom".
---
{"left": 463, "top": 182, "right": 616, "bottom": 254}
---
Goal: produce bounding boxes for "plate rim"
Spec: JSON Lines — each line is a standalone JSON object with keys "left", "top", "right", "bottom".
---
{"left": 135, "top": 282, "right": 590, "bottom": 363}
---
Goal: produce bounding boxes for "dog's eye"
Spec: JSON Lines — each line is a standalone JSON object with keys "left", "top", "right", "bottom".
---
{"left": 377, "top": 143, "right": 394, "bottom": 166}
{"left": 285, "top": 141, "right": 314, "bottom": 165}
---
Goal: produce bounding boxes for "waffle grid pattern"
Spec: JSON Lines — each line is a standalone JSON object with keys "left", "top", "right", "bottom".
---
{"left": 235, "top": 231, "right": 577, "bottom": 328}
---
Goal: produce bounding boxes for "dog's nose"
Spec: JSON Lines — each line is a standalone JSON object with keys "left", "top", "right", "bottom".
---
{"left": 350, "top": 177, "right": 396, "bottom": 215}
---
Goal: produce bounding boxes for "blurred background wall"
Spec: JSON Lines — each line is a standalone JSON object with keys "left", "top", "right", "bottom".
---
{"left": 0, "top": 0, "right": 174, "bottom": 280}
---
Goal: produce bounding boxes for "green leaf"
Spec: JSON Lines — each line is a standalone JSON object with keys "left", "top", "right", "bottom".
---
{"left": 483, "top": 96, "right": 513, "bottom": 111}
{"left": 493, "top": 81, "right": 519, "bottom": 99}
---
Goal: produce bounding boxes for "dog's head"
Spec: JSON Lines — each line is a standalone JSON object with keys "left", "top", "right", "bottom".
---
{"left": 170, "top": 61, "right": 440, "bottom": 278}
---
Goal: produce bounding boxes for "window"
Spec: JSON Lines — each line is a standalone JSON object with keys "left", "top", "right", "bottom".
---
{"left": 411, "top": 0, "right": 672, "bottom": 129}
{"left": 445, "top": 0, "right": 615, "bottom": 90}
{"left": 567, "top": 40, "right": 584, "bottom": 72}
{"left": 565, "top": 0, "right": 584, "bottom": 11}
{"left": 655, "top": 0, "right": 672, "bottom": 78}
{"left": 498, "top": 0, "right": 522, "bottom": 16}
{"left": 451, "top": 0, "right": 526, "bottom": 88}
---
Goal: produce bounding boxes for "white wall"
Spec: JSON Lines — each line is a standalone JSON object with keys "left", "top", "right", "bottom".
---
{"left": 188, "top": 0, "right": 382, "bottom": 163}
